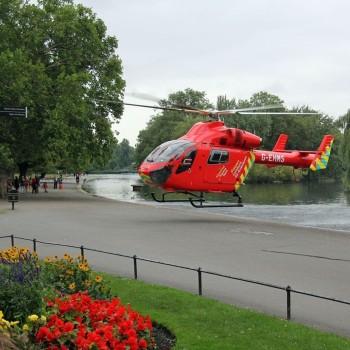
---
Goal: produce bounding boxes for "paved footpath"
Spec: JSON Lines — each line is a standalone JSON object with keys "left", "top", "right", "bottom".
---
{"left": 1, "top": 181, "right": 350, "bottom": 336}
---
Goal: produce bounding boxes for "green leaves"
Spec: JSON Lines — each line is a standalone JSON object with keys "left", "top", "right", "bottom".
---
{"left": 338, "top": 110, "right": 350, "bottom": 191}
{"left": 0, "top": 0, "right": 125, "bottom": 176}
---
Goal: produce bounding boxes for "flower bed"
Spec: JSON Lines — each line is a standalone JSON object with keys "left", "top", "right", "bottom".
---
{"left": 0, "top": 247, "right": 163, "bottom": 349}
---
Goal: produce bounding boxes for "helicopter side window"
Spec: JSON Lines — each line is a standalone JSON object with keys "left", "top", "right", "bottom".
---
{"left": 208, "top": 150, "right": 229, "bottom": 164}
{"left": 176, "top": 149, "right": 197, "bottom": 174}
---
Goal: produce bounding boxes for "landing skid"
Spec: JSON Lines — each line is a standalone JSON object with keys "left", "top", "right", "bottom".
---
{"left": 151, "top": 192, "right": 205, "bottom": 203}
{"left": 189, "top": 191, "right": 243, "bottom": 208}
{"left": 150, "top": 191, "right": 243, "bottom": 208}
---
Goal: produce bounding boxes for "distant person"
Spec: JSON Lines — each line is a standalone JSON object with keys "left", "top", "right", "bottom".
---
{"left": 19, "top": 177, "right": 25, "bottom": 193}
{"left": 35, "top": 176, "right": 40, "bottom": 193}
{"left": 58, "top": 177, "right": 63, "bottom": 190}
{"left": 43, "top": 181, "right": 48, "bottom": 193}
{"left": 7, "top": 179, "right": 12, "bottom": 192}
{"left": 24, "top": 177, "right": 29, "bottom": 192}
{"left": 76, "top": 173, "right": 80, "bottom": 184}
{"left": 31, "top": 177, "right": 37, "bottom": 194}
{"left": 14, "top": 176, "right": 19, "bottom": 192}
{"left": 53, "top": 177, "right": 58, "bottom": 189}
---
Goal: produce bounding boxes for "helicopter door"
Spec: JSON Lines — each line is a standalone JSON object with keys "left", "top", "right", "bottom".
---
{"left": 205, "top": 149, "right": 234, "bottom": 184}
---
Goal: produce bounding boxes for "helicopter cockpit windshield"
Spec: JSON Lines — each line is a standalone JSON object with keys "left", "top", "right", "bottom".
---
{"left": 146, "top": 140, "right": 194, "bottom": 163}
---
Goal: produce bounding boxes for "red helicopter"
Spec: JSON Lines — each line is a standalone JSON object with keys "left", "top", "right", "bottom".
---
{"left": 126, "top": 102, "right": 334, "bottom": 208}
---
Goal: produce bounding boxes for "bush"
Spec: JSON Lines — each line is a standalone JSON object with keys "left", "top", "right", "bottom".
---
{"left": 41, "top": 253, "right": 111, "bottom": 299}
{"left": 247, "top": 164, "right": 302, "bottom": 183}
{"left": 0, "top": 248, "right": 43, "bottom": 323}
{"left": 0, "top": 247, "right": 158, "bottom": 349}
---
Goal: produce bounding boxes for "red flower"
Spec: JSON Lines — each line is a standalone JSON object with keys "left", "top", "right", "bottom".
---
{"left": 35, "top": 292, "right": 155, "bottom": 349}
{"left": 139, "top": 338, "right": 148, "bottom": 349}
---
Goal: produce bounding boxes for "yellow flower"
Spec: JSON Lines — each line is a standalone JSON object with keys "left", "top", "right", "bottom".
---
{"left": 2, "top": 319, "right": 10, "bottom": 328}
{"left": 69, "top": 282, "right": 76, "bottom": 291}
{"left": 84, "top": 280, "right": 92, "bottom": 287}
{"left": 22, "top": 324, "right": 29, "bottom": 332}
{"left": 40, "top": 315, "right": 47, "bottom": 322}
{"left": 63, "top": 253, "right": 72, "bottom": 261}
{"left": 78, "top": 263, "right": 89, "bottom": 272}
{"left": 66, "top": 269, "right": 74, "bottom": 276}
{"left": 95, "top": 275, "right": 103, "bottom": 283}
{"left": 28, "top": 314, "right": 39, "bottom": 322}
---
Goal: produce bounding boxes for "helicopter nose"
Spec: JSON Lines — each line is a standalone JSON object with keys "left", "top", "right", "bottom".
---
{"left": 138, "top": 165, "right": 152, "bottom": 184}
{"left": 139, "top": 163, "right": 172, "bottom": 185}
{"left": 149, "top": 166, "right": 172, "bottom": 185}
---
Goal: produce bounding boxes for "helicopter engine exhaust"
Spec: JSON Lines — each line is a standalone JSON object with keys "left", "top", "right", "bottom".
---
{"left": 230, "top": 128, "right": 262, "bottom": 149}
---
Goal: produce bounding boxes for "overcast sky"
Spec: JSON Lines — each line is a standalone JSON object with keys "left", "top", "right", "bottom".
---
{"left": 78, "top": 0, "right": 350, "bottom": 146}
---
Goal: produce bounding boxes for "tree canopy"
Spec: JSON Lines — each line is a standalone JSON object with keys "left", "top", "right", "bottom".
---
{"left": 106, "top": 139, "right": 135, "bottom": 171}
{"left": 0, "top": 0, "right": 125, "bottom": 178}
{"left": 338, "top": 110, "right": 350, "bottom": 191}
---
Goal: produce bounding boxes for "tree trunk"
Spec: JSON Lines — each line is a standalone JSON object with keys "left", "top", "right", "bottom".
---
{"left": 18, "top": 161, "right": 29, "bottom": 178}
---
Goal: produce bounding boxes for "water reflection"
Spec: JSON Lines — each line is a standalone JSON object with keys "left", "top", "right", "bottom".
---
{"left": 83, "top": 174, "right": 350, "bottom": 231}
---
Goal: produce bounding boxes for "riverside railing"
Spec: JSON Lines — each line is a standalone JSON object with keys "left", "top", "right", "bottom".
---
{"left": 1, "top": 233, "right": 350, "bottom": 321}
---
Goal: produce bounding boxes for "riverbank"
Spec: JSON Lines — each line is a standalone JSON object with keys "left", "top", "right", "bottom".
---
{"left": 1, "top": 181, "right": 350, "bottom": 336}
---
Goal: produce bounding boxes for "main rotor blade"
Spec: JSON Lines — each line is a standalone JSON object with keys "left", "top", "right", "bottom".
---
{"left": 124, "top": 102, "right": 208, "bottom": 115}
{"left": 218, "top": 105, "right": 283, "bottom": 115}
{"left": 95, "top": 99, "right": 210, "bottom": 115}
{"left": 238, "top": 112, "right": 320, "bottom": 115}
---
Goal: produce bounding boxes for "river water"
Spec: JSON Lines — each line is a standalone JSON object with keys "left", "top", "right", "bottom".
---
{"left": 83, "top": 173, "right": 350, "bottom": 232}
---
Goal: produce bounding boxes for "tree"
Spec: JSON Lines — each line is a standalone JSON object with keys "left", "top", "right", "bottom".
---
{"left": 106, "top": 139, "right": 135, "bottom": 170}
{"left": 338, "top": 110, "right": 350, "bottom": 191}
{"left": 0, "top": 0, "right": 125, "bottom": 184}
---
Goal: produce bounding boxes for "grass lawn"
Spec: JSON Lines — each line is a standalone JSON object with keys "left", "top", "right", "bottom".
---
{"left": 104, "top": 274, "right": 350, "bottom": 350}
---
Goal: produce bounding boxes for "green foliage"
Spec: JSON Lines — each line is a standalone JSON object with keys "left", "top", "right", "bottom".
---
{"left": 0, "top": 249, "right": 42, "bottom": 323}
{"left": 105, "top": 274, "right": 350, "bottom": 350}
{"left": 0, "top": 144, "right": 15, "bottom": 172}
{"left": 0, "top": 0, "right": 125, "bottom": 176}
{"left": 105, "top": 139, "right": 135, "bottom": 170}
{"left": 246, "top": 164, "right": 302, "bottom": 184}
{"left": 41, "top": 254, "right": 111, "bottom": 299}
{"left": 338, "top": 110, "right": 350, "bottom": 191}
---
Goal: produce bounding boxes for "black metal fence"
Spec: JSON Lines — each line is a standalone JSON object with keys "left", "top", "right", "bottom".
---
{"left": 1, "top": 233, "right": 350, "bottom": 322}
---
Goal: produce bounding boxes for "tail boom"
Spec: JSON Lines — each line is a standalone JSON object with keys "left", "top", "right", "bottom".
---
{"left": 254, "top": 150, "right": 315, "bottom": 168}
{"left": 254, "top": 135, "right": 334, "bottom": 170}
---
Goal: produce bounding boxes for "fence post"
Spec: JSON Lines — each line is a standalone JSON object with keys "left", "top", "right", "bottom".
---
{"left": 33, "top": 238, "right": 37, "bottom": 252}
{"left": 286, "top": 285, "right": 291, "bottom": 320}
{"left": 10, "top": 234, "right": 14, "bottom": 247}
{"left": 133, "top": 255, "right": 138, "bottom": 280}
{"left": 197, "top": 267, "right": 202, "bottom": 296}
{"left": 80, "top": 245, "right": 85, "bottom": 259}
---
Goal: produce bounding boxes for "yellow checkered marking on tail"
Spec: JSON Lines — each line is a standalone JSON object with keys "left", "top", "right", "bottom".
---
{"left": 310, "top": 140, "right": 333, "bottom": 172}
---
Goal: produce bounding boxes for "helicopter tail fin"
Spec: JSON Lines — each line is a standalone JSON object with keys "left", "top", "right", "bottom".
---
{"left": 272, "top": 134, "right": 288, "bottom": 152}
{"left": 264, "top": 134, "right": 289, "bottom": 168}
{"left": 309, "top": 135, "right": 334, "bottom": 171}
